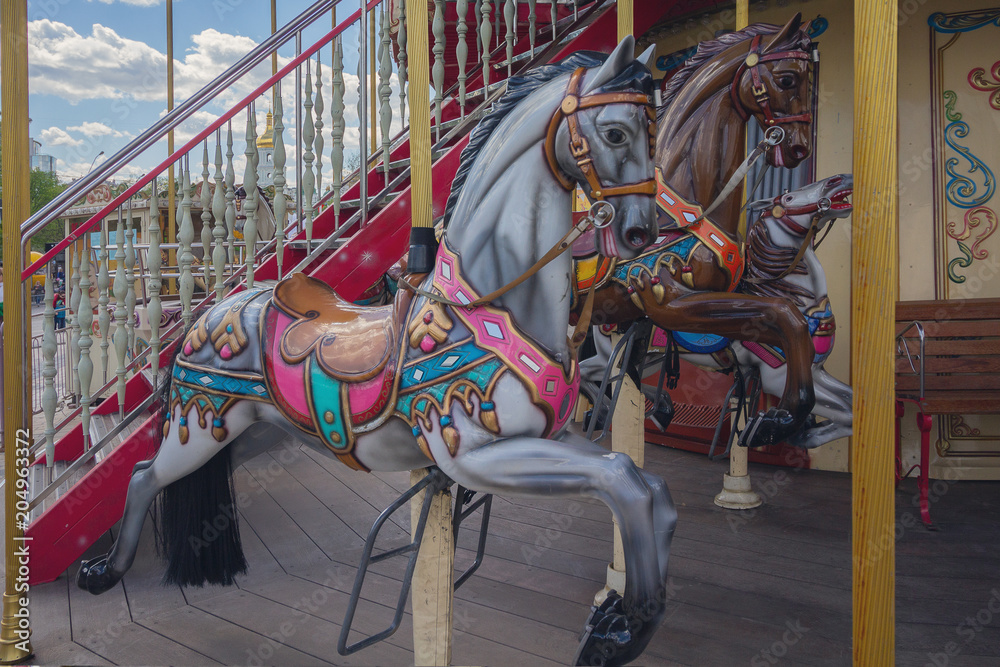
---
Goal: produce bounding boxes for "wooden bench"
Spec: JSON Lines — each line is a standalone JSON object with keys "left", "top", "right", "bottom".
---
{"left": 895, "top": 298, "right": 1000, "bottom": 526}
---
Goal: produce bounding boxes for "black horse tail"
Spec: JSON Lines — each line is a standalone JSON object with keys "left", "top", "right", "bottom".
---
{"left": 153, "top": 310, "right": 248, "bottom": 588}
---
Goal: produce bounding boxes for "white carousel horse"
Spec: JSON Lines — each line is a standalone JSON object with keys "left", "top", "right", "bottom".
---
{"left": 78, "top": 39, "right": 675, "bottom": 666}
{"left": 582, "top": 174, "right": 854, "bottom": 450}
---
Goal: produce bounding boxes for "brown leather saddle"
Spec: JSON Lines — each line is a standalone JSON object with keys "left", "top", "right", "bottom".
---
{"left": 272, "top": 272, "right": 413, "bottom": 382}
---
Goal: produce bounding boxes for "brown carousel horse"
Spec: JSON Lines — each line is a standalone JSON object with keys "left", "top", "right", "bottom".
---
{"left": 576, "top": 14, "right": 819, "bottom": 446}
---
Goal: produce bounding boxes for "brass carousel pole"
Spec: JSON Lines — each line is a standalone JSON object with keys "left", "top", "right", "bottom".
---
{"left": 715, "top": 0, "right": 763, "bottom": 511}
{"left": 0, "top": 0, "right": 34, "bottom": 659}
{"left": 166, "top": 0, "right": 177, "bottom": 294}
{"left": 852, "top": 0, "right": 897, "bottom": 663}
{"left": 406, "top": 0, "right": 435, "bottom": 272}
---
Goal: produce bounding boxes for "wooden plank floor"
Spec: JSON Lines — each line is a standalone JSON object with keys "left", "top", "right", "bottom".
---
{"left": 20, "top": 436, "right": 1000, "bottom": 666}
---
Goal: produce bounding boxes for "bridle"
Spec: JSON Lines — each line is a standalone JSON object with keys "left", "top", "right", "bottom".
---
{"left": 730, "top": 34, "right": 815, "bottom": 127}
{"left": 544, "top": 67, "right": 658, "bottom": 202}
{"left": 743, "top": 195, "right": 832, "bottom": 284}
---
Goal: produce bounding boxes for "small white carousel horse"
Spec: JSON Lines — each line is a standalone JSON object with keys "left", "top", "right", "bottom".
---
{"left": 79, "top": 39, "right": 675, "bottom": 666}
{"left": 582, "top": 174, "right": 854, "bottom": 450}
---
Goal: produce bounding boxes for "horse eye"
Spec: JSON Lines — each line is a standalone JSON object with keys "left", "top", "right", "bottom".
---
{"left": 777, "top": 74, "right": 797, "bottom": 89}
{"left": 605, "top": 128, "right": 627, "bottom": 145}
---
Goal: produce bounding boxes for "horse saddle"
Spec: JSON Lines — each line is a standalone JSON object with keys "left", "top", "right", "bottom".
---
{"left": 272, "top": 272, "right": 412, "bottom": 382}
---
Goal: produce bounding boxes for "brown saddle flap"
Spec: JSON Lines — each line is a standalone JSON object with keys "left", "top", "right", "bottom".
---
{"left": 273, "top": 272, "right": 411, "bottom": 382}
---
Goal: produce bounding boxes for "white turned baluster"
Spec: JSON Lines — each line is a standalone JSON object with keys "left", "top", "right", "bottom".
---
{"left": 398, "top": 0, "right": 408, "bottom": 124}
{"left": 201, "top": 141, "right": 213, "bottom": 297}
{"left": 432, "top": 0, "right": 446, "bottom": 141}
{"left": 113, "top": 209, "right": 128, "bottom": 419}
{"left": 179, "top": 156, "right": 195, "bottom": 328}
{"left": 528, "top": 0, "right": 536, "bottom": 56}
{"left": 42, "top": 261, "right": 57, "bottom": 464}
{"left": 379, "top": 6, "right": 392, "bottom": 175}
{"left": 148, "top": 179, "right": 162, "bottom": 389}
{"left": 495, "top": 1, "right": 502, "bottom": 49}
{"left": 504, "top": 0, "right": 514, "bottom": 77}
{"left": 225, "top": 122, "right": 237, "bottom": 269}
{"left": 302, "top": 62, "right": 315, "bottom": 252}
{"left": 331, "top": 37, "right": 346, "bottom": 228}
{"left": 272, "top": 90, "right": 287, "bottom": 278}
{"left": 98, "top": 217, "right": 111, "bottom": 383}
{"left": 473, "top": 0, "right": 482, "bottom": 69}
{"left": 457, "top": 0, "right": 469, "bottom": 118}
{"left": 69, "top": 244, "right": 82, "bottom": 403}
{"left": 481, "top": 1, "right": 492, "bottom": 91}
{"left": 243, "top": 108, "right": 259, "bottom": 288}
{"left": 212, "top": 131, "right": 227, "bottom": 297}
{"left": 79, "top": 239, "right": 94, "bottom": 447}
{"left": 315, "top": 56, "right": 325, "bottom": 208}
{"left": 125, "top": 200, "right": 137, "bottom": 356}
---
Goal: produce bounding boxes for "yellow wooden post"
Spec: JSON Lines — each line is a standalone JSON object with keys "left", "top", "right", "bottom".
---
{"left": 715, "top": 0, "right": 762, "bottom": 512}
{"left": 409, "top": 470, "right": 454, "bottom": 666}
{"left": 852, "top": 0, "right": 897, "bottom": 663}
{"left": 406, "top": 0, "right": 435, "bottom": 272}
{"left": 616, "top": 0, "right": 632, "bottom": 42}
{"left": 0, "top": 0, "right": 34, "bottom": 661}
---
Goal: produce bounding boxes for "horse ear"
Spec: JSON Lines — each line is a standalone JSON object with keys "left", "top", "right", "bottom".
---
{"left": 748, "top": 197, "right": 773, "bottom": 212}
{"left": 636, "top": 45, "right": 656, "bottom": 72}
{"left": 583, "top": 35, "right": 636, "bottom": 94}
{"left": 763, "top": 12, "right": 803, "bottom": 53}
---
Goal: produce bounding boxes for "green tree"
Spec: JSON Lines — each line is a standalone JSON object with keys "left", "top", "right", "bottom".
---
{"left": 29, "top": 168, "right": 67, "bottom": 250}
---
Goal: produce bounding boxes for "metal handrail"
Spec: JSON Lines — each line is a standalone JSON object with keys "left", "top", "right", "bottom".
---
{"left": 21, "top": 0, "right": 342, "bottom": 241}
{"left": 22, "top": 0, "right": 382, "bottom": 281}
{"left": 896, "top": 320, "right": 926, "bottom": 400}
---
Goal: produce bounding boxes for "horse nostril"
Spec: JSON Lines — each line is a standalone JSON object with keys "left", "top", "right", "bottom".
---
{"left": 828, "top": 177, "right": 841, "bottom": 187}
{"left": 626, "top": 228, "right": 648, "bottom": 248}
{"left": 792, "top": 145, "right": 808, "bottom": 161}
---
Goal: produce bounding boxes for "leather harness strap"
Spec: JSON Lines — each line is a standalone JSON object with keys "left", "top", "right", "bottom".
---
{"left": 730, "top": 34, "right": 814, "bottom": 127}
{"left": 544, "top": 68, "right": 657, "bottom": 200}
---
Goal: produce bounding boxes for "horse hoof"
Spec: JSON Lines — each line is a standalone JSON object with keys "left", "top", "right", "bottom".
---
{"left": 77, "top": 555, "right": 118, "bottom": 595}
{"left": 739, "top": 408, "right": 798, "bottom": 448}
{"left": 573, "top": 592, "right": 636, "bottom": 667}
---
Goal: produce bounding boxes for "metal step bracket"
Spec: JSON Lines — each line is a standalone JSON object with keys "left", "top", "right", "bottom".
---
{"left": 338, "top": 466, "right": 451, "bottom": 656}
{"left": 452, "top": 487, "right": 493, "bottom": 591}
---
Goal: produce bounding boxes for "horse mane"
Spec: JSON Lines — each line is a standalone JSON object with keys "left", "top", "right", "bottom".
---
{"left": 740, "top": 219, "right": 815, "bottom": 306}
{"left": 658, "top": 23, "right": 805, "bottom": 119}
{"left": 442, "top": 52, "right": 607, "bottom": 228}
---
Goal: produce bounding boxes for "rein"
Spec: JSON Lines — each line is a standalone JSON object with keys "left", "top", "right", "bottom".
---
{"left": 399, "top": 202, "right": 614, "bottom": 351}
{"left": 743, "top": 196, "right": 831, "bottom": 284}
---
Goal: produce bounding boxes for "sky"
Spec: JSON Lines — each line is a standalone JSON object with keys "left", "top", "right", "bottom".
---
{"left": 21, "top": 0, "right": 393, "bottom": 189}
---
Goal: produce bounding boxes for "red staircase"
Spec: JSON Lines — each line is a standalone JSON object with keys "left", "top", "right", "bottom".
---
{"left": 26, "top": 0, "right": 692, "bottom": 584}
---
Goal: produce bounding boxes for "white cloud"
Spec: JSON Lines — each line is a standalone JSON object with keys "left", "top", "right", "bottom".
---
{"left": 92, "top": 0, "right": 163, "bottom": 6}
{"left": 66, "top": 121, "right": 130, "bottom": 138}
{"left": 40, "top": 126, "right": 84, "bottom": 147}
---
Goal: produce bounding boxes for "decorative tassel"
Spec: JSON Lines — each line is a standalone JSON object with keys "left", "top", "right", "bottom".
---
{"left": 650, "top": 275, "right": 665, "bottom": 304}
{"left": 442, "top": 426, "right": 461, "bottom": 456}
{"left": 162, "top": 420, "right": 170, "bottom": 438}
{"left": 626, "top": 284, "right": 643, "bottom": 310}
{"left": 440, "top": 415, "right": 460, "bottom": 456}
{"left": 480, "top": 401, "right": 500, "bottom": 434}
{"left": 413, "top": 425, "right": 433, "bottom": 459}
{"left": 178, "top": 416, "right": 190, "bottom": 445}
{"left": 680, "top": 266, "right": 695, "bottom": 289}
{"left": 212, "top": 417, "right": 227, "bottom": 442}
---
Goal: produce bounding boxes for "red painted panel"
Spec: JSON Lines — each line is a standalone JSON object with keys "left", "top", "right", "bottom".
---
{"left": 26, "top": 413, "right": 161, "bottom": 584}
{"left": 313, "top": 136, "right": 468, "bottom": 300}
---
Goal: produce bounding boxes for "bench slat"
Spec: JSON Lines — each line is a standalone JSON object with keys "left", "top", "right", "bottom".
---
{"left": 895, "top": 320, "right": 1000, "bottom": 337}
{"left": 896, "top": 374, "right": 1000, "bottom": 392}
{"left": 894, "top": 356, "right": 1000, "bottom": 374}
{"left": 897, "top": 298, "right": 1000, "bottom": 321}
{"left": 897, "top": 391, "right": 1000, "bottom": 414}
